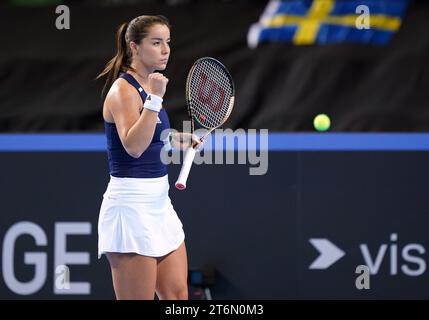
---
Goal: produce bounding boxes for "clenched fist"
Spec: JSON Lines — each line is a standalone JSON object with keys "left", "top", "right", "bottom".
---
{"left": 147, "top": 73, "right": 169, "bottom": 98}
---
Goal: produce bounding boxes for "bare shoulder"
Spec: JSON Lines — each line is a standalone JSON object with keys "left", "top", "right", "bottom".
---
{"left": 103, "top": 78, "right": 141, "bottom": 122}
{"left": 106, "top": 78, "right": 139, "bottom": 106}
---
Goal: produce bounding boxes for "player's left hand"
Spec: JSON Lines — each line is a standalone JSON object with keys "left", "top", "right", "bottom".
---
{"left": 192, "top": 134, "right": 205, "bottom": 152}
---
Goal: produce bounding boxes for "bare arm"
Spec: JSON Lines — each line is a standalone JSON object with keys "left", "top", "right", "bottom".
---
{"left": 106, "top": 73, "right": 168, "bottom": 158}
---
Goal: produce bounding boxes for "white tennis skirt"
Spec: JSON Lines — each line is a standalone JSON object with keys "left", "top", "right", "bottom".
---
{"left": 98, "top": 174, "right": 185, "bottom": 258}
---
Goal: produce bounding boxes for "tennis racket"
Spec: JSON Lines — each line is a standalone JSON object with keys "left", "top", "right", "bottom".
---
{"left": 175, "top": 57, "right": 235, "bottom": 190}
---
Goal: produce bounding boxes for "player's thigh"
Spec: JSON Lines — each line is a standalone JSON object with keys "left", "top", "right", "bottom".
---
{"left": 156, "top": 242, "right": 188, "bottom": 299}
{"left": 107, "top": 252, "right": 157, "bottom": 299}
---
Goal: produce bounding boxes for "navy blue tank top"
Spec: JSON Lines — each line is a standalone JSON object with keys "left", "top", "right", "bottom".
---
{"left": 104, "top": 73, "right": 169, "bottom": 178}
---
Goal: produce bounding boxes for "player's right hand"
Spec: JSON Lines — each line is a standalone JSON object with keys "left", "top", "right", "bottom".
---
{"left": 148, "top": 72, "right": 169, "bottom": 98}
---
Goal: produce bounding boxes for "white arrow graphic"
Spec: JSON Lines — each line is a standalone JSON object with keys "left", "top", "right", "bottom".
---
{"left": 309, "top": 238, "right": 345, "bottom": 269}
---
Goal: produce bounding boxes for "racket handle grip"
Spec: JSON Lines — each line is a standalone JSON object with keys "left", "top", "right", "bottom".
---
{"left": 175, "top": 147, "right": 197, "bottom": 190}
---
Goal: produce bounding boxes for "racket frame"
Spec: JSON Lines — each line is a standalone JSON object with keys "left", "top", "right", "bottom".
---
{"left": 176, "top": 57, "right": 235, "bottom": 190}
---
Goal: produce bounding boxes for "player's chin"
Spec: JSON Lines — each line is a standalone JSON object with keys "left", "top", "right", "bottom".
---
{"left": 157, "top": 63, "right": 168, "bottom": 70}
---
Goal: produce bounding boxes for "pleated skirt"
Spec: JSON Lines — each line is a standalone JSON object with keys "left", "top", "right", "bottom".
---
{"left": 98, "top": 175, "right": 185, "bottom": 258}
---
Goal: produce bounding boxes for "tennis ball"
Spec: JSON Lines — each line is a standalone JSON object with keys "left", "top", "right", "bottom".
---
{"left": 313, "top": 114, "right": 331, "bottom": 132}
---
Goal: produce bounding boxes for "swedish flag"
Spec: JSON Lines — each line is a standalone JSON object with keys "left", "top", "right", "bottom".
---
{"left": 248, "top": 0, "right": 409, "bottom": 48}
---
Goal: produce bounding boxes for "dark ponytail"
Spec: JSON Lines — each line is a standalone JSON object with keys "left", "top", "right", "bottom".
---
{"left": 96, "top": 22, "right": 129, "bottom": 97}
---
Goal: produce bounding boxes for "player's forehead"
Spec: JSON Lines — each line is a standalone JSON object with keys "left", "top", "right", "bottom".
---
{"left": 146, "top": 24, "right": 170, "bottom": 40}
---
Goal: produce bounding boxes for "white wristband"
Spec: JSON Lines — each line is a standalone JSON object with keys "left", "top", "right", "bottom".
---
{"left": 143, "top": 94, "right": 163, "bottom": 113}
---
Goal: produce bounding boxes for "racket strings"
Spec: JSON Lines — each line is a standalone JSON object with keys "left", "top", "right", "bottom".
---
{"left": 189, "top": 60, "right": 234, "bottom": 129}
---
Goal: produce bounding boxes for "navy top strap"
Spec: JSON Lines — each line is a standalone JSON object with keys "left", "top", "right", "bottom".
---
{"left": 119, "top": 72, "right": 148, "bottom": 101}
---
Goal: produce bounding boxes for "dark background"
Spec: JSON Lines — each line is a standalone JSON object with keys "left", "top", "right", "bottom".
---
{"left": 0, "top": 0, "right": 428, "bottom": 131}
{"left": 0, "top": 150, "right": 428, "bottom": 299}
{"left": 1, "top": 0, "right": 429, "bottom": 300}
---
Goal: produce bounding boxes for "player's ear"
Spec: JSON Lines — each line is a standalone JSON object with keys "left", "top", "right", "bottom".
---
{"left": 130, "top": 41, "right": 138, "bottom": 55}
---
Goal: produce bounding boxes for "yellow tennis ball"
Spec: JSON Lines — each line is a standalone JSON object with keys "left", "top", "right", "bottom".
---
{"left": 313, "top": 114, "right": 331, "bottom": 132}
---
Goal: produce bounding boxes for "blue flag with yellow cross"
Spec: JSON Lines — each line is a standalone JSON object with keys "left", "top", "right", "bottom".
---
{"left": 248, "top": 0, "right": 409, "bottom": 48}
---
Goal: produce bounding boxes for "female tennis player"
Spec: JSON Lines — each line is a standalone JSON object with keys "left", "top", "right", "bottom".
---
{"left": 96, "top": 15, "right": 202, "bottom": 300}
